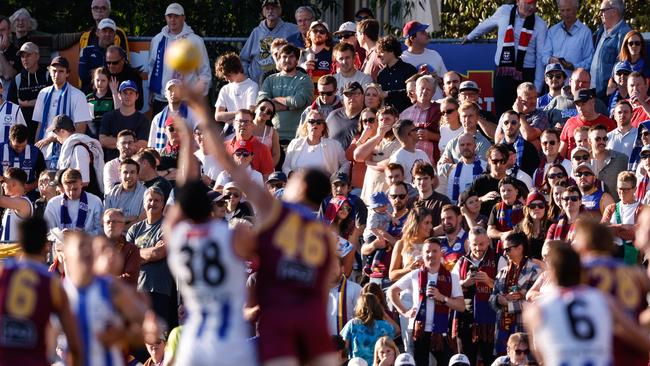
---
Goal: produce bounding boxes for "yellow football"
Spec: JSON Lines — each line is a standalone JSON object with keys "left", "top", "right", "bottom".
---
{"left": 165, "top": 39, "right": 201, "bottom": 73}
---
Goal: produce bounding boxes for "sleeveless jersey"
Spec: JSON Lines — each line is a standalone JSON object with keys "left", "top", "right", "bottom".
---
{"left": 168, "top": 220, "right": 256, "bottom": 366}
{"left": 0, "top": 142, "right": 41, "bottom": 183}
{"left": 0, "top": 196, "right": 32, "bottom": 242}
{"left": 535, "top": 286, "right": 612, "bottom": 366}
{"left": 582, "top": 189, "right": 604, "bottom": 213}
{"left": 439, "top": 229, "right": 468, "bottom": 271}
{"left": 583, "top": 256, "right": 648, "bottom": 366}
{"left": 0, "top": 101, "right": 25, "bottom": 144}
{"left": 256, "top": 201, "right": 335, "bottom": 308}
{"left": 0, "top": 258, "right": 57, "bottom": 366}
{"left": 63, "top": 276, "right": 124, "bottom": 366}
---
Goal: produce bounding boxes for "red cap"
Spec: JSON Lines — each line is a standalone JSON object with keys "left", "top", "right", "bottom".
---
{"left": 234, "top": 139, "right": 253, "bottom": 153}
{"left": 402, "top": 21, "right": 429, "bottom": 38}
{"left": 164, "top": 116, "right": 175, "bottom": 127}
{"left": 525, "top": 190, "right": 547, "bottom": 206}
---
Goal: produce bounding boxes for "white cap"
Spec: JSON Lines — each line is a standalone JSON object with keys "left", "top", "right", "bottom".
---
{"left": 165, "top": 79, "right": 182, "bottom": 90}
{"left": 334, "top": 21, "right": 357, "bottom": 35}
{"left": 165, "top": 3, "right": 185, "bottom": 15}
{"left": 223, "top": 181, "right": 241, "bottom": 192}
{"left": 309, "top": 20, "right": 329, "bottom": 32}
{"left": 98, "top": 18, "right": 116, "bottom": 31}
{"left": 395, "top": 353, "right": 416, "bottom": 366}
{"left": 449, "top": 353, "right": 471, "bottom": 366}
{"left": 347, "top": 357, "right": 368, "bottom": 366}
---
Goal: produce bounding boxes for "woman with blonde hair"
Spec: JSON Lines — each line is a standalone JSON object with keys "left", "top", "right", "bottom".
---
{"left": 438, "top": 97, "right": 462, "bottom": 153}
{"left": 389, "top": 207, "right": 433, "bottom": 282}
{"left": 364, "top": 83, "right": 385, "bottom": 110}
{"left": 373, "top": 336, "right": 399, "bottom": 366}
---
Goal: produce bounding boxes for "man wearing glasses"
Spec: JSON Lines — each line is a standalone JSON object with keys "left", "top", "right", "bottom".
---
{"left": 589, "top": 124, "right": 628, "bottom": 200}
{"left": 495, "top": 110, "right": 540, "bottom": 177}
{"left": 299, "top": 75, "right": 342, "bottom": 126}
{"left": 105, "top": 45, "right": 144, "bottom": 110}
{"left": 573, "top": 162, "right": 614, "bottom": 219}
{"left": 286, "top": 6, "right": 315, "bottom": 49}
{"left": 224, "top": 109, "right": 274, "bottom": 178}
{"left": 79, "top": 0, "right": 129, "bottom": 56}
{"left": 537, "top": 63, "right": 566, "bottom": 109}
{"left": 559, "top": 88, "right": 615, "bottom": 157}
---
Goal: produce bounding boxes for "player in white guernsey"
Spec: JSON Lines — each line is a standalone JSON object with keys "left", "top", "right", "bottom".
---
{"left": 524, "top": 244, "right": 650, "bottom": 366}
{"left": 61, "top": 231, "right": 149, "bottom": 366}
{"left": 0, "top": 167, "right": 33, "bottom": 241}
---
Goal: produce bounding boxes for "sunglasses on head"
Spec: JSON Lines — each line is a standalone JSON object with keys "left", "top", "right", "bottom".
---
{"left": 307, "top": 119, "right": 325, "bottom": 125}
{"left": 441, "top": 108, "right": 456, "bottom": 115}
{"left": 361, "top": 117, "right": 376, "bottom": 124}
{"left": 234, "top": 150, "right": 252, "bottom": 158}
{"left": 541, "top": 140, "right": 557, "bottom": 146}
{"left": 574, "top": 171, "right": 594, "bottom": 178}
{"left": 546, "top": 73, "right": 564, "bottom": 80}
{"left": 528, "top": 202, "right": 545, "bottom": 210}
{"left": 389, "top": 193, "right": 407, "bottom": 199}
{"left": 318, "top": 90, "right": 335, "bottom": 97}
{"left": 628, "top": 40, "right": 642, "bottom": 46}
{"left": 548, "top": 172, "right": 565, "bottom": 179}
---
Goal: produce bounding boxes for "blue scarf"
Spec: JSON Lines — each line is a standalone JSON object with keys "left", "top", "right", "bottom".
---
{"left": 60, "top": 191, "right": 88, "bottom": 230}
{"left": 155, "top": 104, "right": 189, "bottom": 150}
{"left": 149, "top": 36, "right": 167, "bottom": 95}
{"left": 503, "top": 135, "right": 525, "bottom": 170}
{"left": 39, "top": 83, "right": 69, "bottom": 140}
{"left": 451, "top": 159, "right": 484, "bottom": 203}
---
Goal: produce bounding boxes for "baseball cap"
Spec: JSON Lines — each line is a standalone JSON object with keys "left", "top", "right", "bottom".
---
{"left": 402, "top": 21, "right": 429, "bottom": 38}
{"left": 334, "top": 21, "right": 357, "bottom": 36}
{"left": 369, "top": 191, "right": 390, "bottom": 209}
{"left": 355, "top": 7, "right": 374, "bottom": 19}
{"left": 348, "top": 358, "right": 368, "bottom": 366}
{"left": 207, "top": 191, "right": 227, "bottom": 203}
{"left": 98, "top": 18, "right": 116, "bottom": 31}
{"left": 47, "top": 114, "right": 75, "bottom": 133}
{"left": 458, "top": 80, "right": 479, "bottom": 93}
{"left": 266, "top": 171, "right": 288, "bottom": 184}
{"left": 641, "top": 145, "right": 650, "bottom": 154}
{"left": 233, "top": 140, "right": 254, "bottom": 154}
{"left": 573, "top": 88, "right": 596, "bottom": 103}
{"left": 17, "top": 42, "right": 38, "bottom": 56}
{"left": 330, "top": 171, "right": 349, "bottom": 184}
{"left": 525, "top": 190, "right": 547, "bottom": 207}
{"left": 49, "top": 56, "right": 70, "bottom": 70}
{"left": 309, "top": 20, "right": 329, "bottom": 32}
{"left": 164, "top": 116, "right": 175, "bottom": 127}
{"left": 343, "top": 81, "right": 363, "bottom": 95}
{"left": 118, "top": 80, "right": 138, "bottom": 93}
{"left": 574, "top": 162, "right": 595, "bottom": 174}
{"left": 165, "top": 79, "right": 182, "bottom": 90}
{"left": 614, "top": 61, "right": 633, "bottom": 75}
{"left": 449, "top": 353, "right": 471, "bottom": 366}
{"left": 165, "top": 3, "right": 185, "bottom": 15}
{"left": 262, "top": 0, "right": 281, "bottom": 7}
{"left": 544, "top": 63, "right": 566, "bottom": 76}
{"left": 223, "top": 181, "right": 241, "bottom": 192}
{"left": 395, "top": 353, "right": 416, "bottom": 366}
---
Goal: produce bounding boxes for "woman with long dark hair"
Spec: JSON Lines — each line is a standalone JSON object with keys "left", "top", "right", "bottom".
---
{"left": 251, "top": 98, "right": 280, "bottom": 166}
{"left": 325, "top": 195, "right": 361, "bottom": 277}
{"left": 546, "top": 185, "right": 584, "bottom": 242}
{"left": 515, "top": 191, "right": 551, "bottom": 259}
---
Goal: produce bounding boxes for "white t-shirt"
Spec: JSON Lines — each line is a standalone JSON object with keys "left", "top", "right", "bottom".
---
{"left": 214, "top": 78, "right": 258, "bottom": 115}
{"left": 66, "top": 145, "right": 92, "bottom": 183}
{"left": 333, "top": 71, "right": 373, "bottom": 96}
{"left": 214, "top": 166, "right": 263, "bottom": 188}
{"left": 194, "top": 150, "right": 223, "bottom": 181}
{"left": 327, "top": 280, "right": 362, "bottom": 335}
{"left": 446, "top": 160, "right": 488, "bottom": 203}
{"left": 439, "top": 124, "right": 463, "bottom": 153}
{"left": 393, "top": 268, "right": 462, "bottom": 331}
{"left": 401, "top": 49, "right": 447, "bottom": 78}
{"left": 33, "top": 84, "right": 92, "bottom": 130}
{"left": 295, "top": 143, "right": 327, "bottom": 171}
{"left": 389, "top": 147, "right": 431, "bottom": 184}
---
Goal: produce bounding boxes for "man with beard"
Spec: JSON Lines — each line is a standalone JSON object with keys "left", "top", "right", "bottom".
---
{"left": 446, "top": 133, "right": 486, "bottom": 204}
{"left": 301, "top": 20, "right": 335, "bottom": 86}
{"left": 574, "top": 162, "right": 614, "bottom": 219}
{"left": 442, "top": 71, "right": 461, "bottom": 99}
{"left": 101, "top": 208, "right": 141, "bottom": 286}
{"left": 225, "top": 109, "right": 274, "bottom": 177}
{"left": 439, "top": 205, "right": 468, "bottom": 271}
{"left": 589, "top": 124, "right": 627, "bottom": 200}
{"left": 546, "top": 68, "right": 609, "bottom": 129}
{"left": 537, "top": 63, "right": 567, "bottom": 109}
{"left": 148, "top": 79, "right": 200, "bottom": 151}
{"left": 259, "top": 44, "right": 313, "bottom": 143}
{"left": 495, "top": 110, "right": 540, "bottom": 177}
{"left": 105, "top": 158, "right": 147, "bottom": 227}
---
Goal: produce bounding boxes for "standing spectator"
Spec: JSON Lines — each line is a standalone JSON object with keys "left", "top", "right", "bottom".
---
{"left": 44, "top": 168, "right": 103, "bottom": 236}
{"left": 487, "top": 177, "right": 525, "bottom": 253}
{"left": 100, "top": 208, "right": 141, "bottom": 286}
{"left": 607, "top": 61, "right": 632, "bottom": 114}
{"left": 300, "top": 75, "right": 342, "bottom": 127}
{"left": 132, "top": 150, "right": 173, "bottom": 202}
{"left": 287, "top": 6, "right": 315, "bottom": 49}
{"left": 601, "top": 171, "right": 644, "bottom": 260}
{"left": 8, "top": 42, "right": 51, "bottom": 143}
{"left": 193, "top": 127, "right": 222, "bottom": 186}
{"left": 560, "top": 88, "right": 616, "bottom": 157}
{"left": 413, "top": 161, "right": 451, "bottom": 228}
{"left": 333, "top": 22, "right": 366, "bottom": 70}
{"left": 0, "top": 16, "right": 20, "bottom": 97}
{"left": 251, "top": 99, "right": 281, "bottom": 166}
{"left": 364, "top": 83, "right": 384, "bottom": 110}
{"left": 214, "top": 52, "right": 258, "bottom": 125}
{"left": 389, "top": 119, "right": 430, "bottom": 184}
{"left": 541, "top": 0, "right": 594, "bottom": 81}
{"left": 225, "top": 109, "right": 274, "bottom": 177}
{"left": 628, "top": 71, "right": 650, "bottom": 127}
{"left": 126, "top": 186, "right": 175, "bottom": 329}
{"left": 545, "top": 68, "right": 609, "bottom": 128}
{"left": 457, "top": 81, "right": 497, "bottom": 139}
{"left": 446, "top": 133, "right": 486, "bottom": 204}
{"left": 99, "top": 80, "right": 149, "bottom": 161}
{"left": 637, "top": 146, "right": 650, "bottom": 202}
{"left": 469, "top": 144, "right": 515, "bottom": 216}
{"left": 78, "top": 18, "right": 117, "bottom": 94}
{"left": 333, "top": 42, "right": 372, "bottom": 97}
{"left": 400, "top": 75, "right": 442, "bottom": 163}
{"left": 607, "top": 100, "right": 636, "bottom": 158}
{"left": 452, "top": 226, "right": 497, "bottom": 366}
{"left": 103, "top": 129, "right": 137, "bottom": 190}
{"left": 0, "top": 167, "right": 33, "bottom": 242}
{"left": 463, "top": 0, "right": 548, "bottom": 116}
{"left": 438, "top": 97, "right": 462, "bottom": 153}
{"left": 441, "top": 71, "right": 461, "bottom": 99}
{"left": 618, "top": 30, "right": 650, "bottom": 77}
{"left": 105, "top": 45, "right": 144, "bottom": 111}
{"left": 148, "top": 3, "right": 211, "bottom": 116}
{"left": 504, "top": 82, "right": 549, "bottom": 148}
{"left": 80, "top": 0, "right": 129, "bottom": 53}
{"left": 589, "top": 124, "right": 628, "bottom": 199}
{"left": 401, "top": 21, "right": 447, "bottom": 82}
{"left": 328, "top": 257, "right": 362, "bottom": 335}
{"left": 532, "top": 128, "right": 572, "bottom": 189}
{"left": 574, "top": 162, "right": 614, "bottom": 218}
{"left": 0, "top": 80, "right": 26, "bottom": 144}
{"left": 376, "top": 36, "right": 417, "bottom": 113}
{"left": 357, "top": 19, "right": 382, "bottom": 82}
{"left": 496, "top": 110, "right": 540, "bottom": 177}
{"left": 537, "top": 63, "right": 566, "bottom": 109}
{"left": 388, "top": 238, "right": 465, "bottom": 366}
{"left": 258, "top": 44, "right": 313, "bottom": 143}
{"left": 33, "top": 171, "right": 56, "bottom": 218}
{"left": 32, "top": 57, "right": 92, "bottom": 168}
{"left": 240, "top": 0, "right": 298, "bottom": 84}
{"left": 346, "top": 107, "right": 376, "bottom": 190}
{"left": 148, "top": 79, "right": 199, "bottom": 151}
{"left": 438, "top": 205, "right": 469, "bottom": 271}
{"left": 459, "top": 189, "right": 489, "bottom": 230}
{"left": 515, "top": 190, "right": 552, "bottom": 259}
{"left": 86, "top": 67, "right": 119, "bottom": 139}
{"left": 300, "top": 20, "right": 335, "bottom": 86}
{"left": 591, "top": 0, "right": 631, "bottom": 100}
{"left": 105, "top": 159, "right": 147, "bottom": 226}
{"left": 489, "top": 232, "right": 541, "bottom": 356}
{"left": 327, "top": 81, "right": 365, "bottom": 150}
{"left": 0, "top": 124, "right": 46, "bottom": 196}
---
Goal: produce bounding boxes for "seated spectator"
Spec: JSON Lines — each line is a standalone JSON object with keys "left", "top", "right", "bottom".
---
{"left": 364, "top": 83, "right": 384, "bottom": 110}
{"left": 560, "top": 88, "right": 616, "bottom": 157}
{"left": 222, "top": 181, "right": 254, "bottom": 222}
{"left": 215, "top": 140, "right": 264, "bottom": 189}
{"left": 346, "top": 108, "right": 377, "bottom": 191}
{"left": 78, "top": 18, "right": 118, "bottom": 94}
{"left": 132, "top": 150, "right": 173, "bottom": 202}
{"left": 333, "top": 42, "right": 372, "bottom": 97}
{"left": 539, "top": 163, "right": 571, "bottom": 197}
{"left": 547, "top": 182, "right": 568, "bottom": 222}
{"left": 0, "top": 124, "right": 46, "bottom": 196}
{"left": 446, "top": 133, "right": 486, "bottom": 204}
{"left": 86, "top": 67, "right": 119, "bottom": 139}
{"left": 470, "top": 144, "right": 521, "bottom": 216}
{"left": 283, "top": 109, "right": 348, "bottom": 177}
{"left": 356, "top": 19, "right": 382, "bottom": 82}
{"left": 457, "top": 80, "right": 497, "bottom": 139}
{"left": 628, "top": 121, "right": 650, "bottom": 173}
{"left": 441, "top": 71, "right": 461, "bottom": 100}
{"left": 487, "top": 177, "right": 525, "bottom": 253}
{"left": 362, "top": 191, "right": 392, "bottom": 274}
{"left": 251, "top": 99, "right": 280, "bottom": 166}
{"left": 33, "top": 171, "right": 57, "bottom": 218}
{"left": 328, "top": 257, "right": 362, "bottom": 335}
{"left": 546, "top": 184, "right": 583, "bottom": 242}
{"left": 628, "top": 71, "right": 650, "bottom": 127}
{"left": 607, "top": 100, "right": 636, "bottom": 159}
{"left": 286, "top": 6, "right": 315, "bottom": 49}
{"left": 100, "top": 208, "right": 141, "bottom": 286}
{"left": 105, "top": 158, "right": 147, "bottom": 226}
{"left": 532, "top": 128, "right": 572, "bottom": 189}
{"left": 105, "top": 45, "right": 144, "bottom": 110}
{"left": 376, "top": 35, "right": 417, "bottom": 113}
{"left": 157, "top": 117, "right": 200, "bottom": 184}
{"left": 458, "top": 189, "right": 489, "bottom": 230}
{"left": 400, "top": 75, "right": 442, "bottom": 163}
{"left": 589, "top": 124, "right": 628, "bottom": 199}
{"left": 264, "top": 171, "right": 286, "bottom": 198}
{"left": 148, "top": 79, "right": 199, "bottom": 151}
{"left": 44, "top": 168, "right": 103, "bottom": 236}
{"left": 413, "top": 161, "right": 450, "bottom": 228}
{"left": 225, "top": 109, "right": 274, "bottom": 177}
{"left": 506, "top": 82, "right": 549, "bottom": 148}
{"left": 327, "top": 81, "right": 365, "bottom": 150}
{"left": 574, "top": 162, "right": 615, "bottom": 219}
{"left": 389, "top": 119, "right": 430, "bottom": 184}
{"left": 490, "top": 332, "right": 533, "bottom": 366}
{"left": 607, "top": 61, "right": 631, "bottom": 114}
{"left": 258, "top": 38, "right": 293, "bottom": 86}
{"left": 99, "top": 80, "right": 149, "bottom": 161}
{"left": 619, "top": 30, "right": 650, "bottom": 77}
{"left": 193, "top": 127, "right": 222, "bottom": 187}
{"left": 401, "top": 21, "right": 447, "bottom": 92}
{"left": 495, "top": 110, "right": 540, "bottom": 177}
{"left": 300, "top": 20, "right": 334, "bottom": 86}
{"left": 323, "top": 195, "right": 358, "bottom": 277}
{"left": 514, "top": 190, "right": 551, "bottom": 259}
{"left": 213, "top": 52, "right": 258, "bottom": 124}
{"left": 504, "top": 145, "right": 534, "bottom": 189}
{"left": 299, "top": 75, "right": 342, "bottom": 127}
{"left": 103, "top": 129, "right": 137, "bottom": 190}
{"left": 405, "top": 73, "right": 423, "bottom": 105}
{"left": 319, "top": 171, "right": 368, "bottom": 243}
{"left": 545, "top": 68, "right": 608, "bottom": 129}
{"left": 372, "top": 336, "right": 399, "bottom": 366}
{"left": 0, "top": 167, "right": 33, "bottom": 241}
{"left": 537, "top": 63, "right": 567, "bottom": 109}
{"left": 438, "top": 97, "right": 462, "bottom": 155}
{"left": 0, "top": 82, "right": 26, "bottom": 145}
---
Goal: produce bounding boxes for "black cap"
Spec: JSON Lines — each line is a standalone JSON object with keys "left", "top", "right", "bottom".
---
{"left": 330, "top": 171, "right": 349, "bottom": 184}
{"left": 355, "top": 7, "right": 374, "bottom": 19}
{"left": 573, "top": 88, "right": 596, "bottom": 103}
{"left": 266, "top": 171, "right": 288, "bottom": 183}
{"left": 49, "top": 56, "right": 70, "bottom": 70}
{"left": 47, "top": 114, "right": 75, "bottom": 133}
{"left": 343, "top": 81, "right": 363, "bottom": 95}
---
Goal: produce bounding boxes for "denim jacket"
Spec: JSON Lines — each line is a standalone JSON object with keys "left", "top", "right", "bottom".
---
{"left": 591, "top": 21, "right": 632, "bottom": 99}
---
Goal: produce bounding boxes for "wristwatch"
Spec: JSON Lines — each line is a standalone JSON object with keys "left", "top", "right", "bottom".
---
{"left": 443, "top": 296, "right": 449, "bottom": 304}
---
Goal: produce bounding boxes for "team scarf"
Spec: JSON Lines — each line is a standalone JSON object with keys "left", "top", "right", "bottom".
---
{"left": 413, "top": 265, "right": 452, "bottom": 341}
{"left": 39, "top": 82, "right": 69, "bottom": 140}
{"left": 496, "top": 5, "right": 536, "bottom": 81}
{"left": 451, "top": 159, "right": 484, "bottom": 203}
{"left": 60, "top": 191, "right": 88, "bottom": 230}
{"left": 149, "top": 36, "right": 167, "bottom": 95}
{"left": 637, "top": 174, "right": 649, "bottom": 201}
{"left": 154, "top": 104, "right": 189, "bottom": 150}
{"left": 533, "top": 155, "right": 564, "bottom": 188}
{"left": 457, "top": 250, "right": 497, "bottom": 325}
{"left": 500, "top": 258, "right": 527, "bottom": 331}
{"left": 550, "top": 213, "right": 578, "bottom": 241}
{"left": 503, "top": 135, "right": 525, "bottom": 172}
{"left": 337, "top": 275, "right": 348, "bottom": 333}
{"left": 495, "top": 201, "right": 524, "bottom": 253}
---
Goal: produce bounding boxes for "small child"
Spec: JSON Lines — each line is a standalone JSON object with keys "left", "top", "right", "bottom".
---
{"left": 363, "top": 191, "right": 392, "bottom": 274}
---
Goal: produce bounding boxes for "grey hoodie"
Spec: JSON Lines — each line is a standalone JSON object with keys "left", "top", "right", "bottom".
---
{"left": 240, "top": 19, "right": 298, "bottom": 84}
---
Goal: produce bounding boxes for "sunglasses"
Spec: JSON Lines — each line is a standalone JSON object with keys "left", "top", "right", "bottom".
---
{"left": 213, "top": 200, "right": 226, "bottom": 207}
{"left": 311, "top": 28, "right": 327, "bottom": 35}
{"left": 593, "top": 136, "right": 608, "bottom": 143}
{"left": 389, "top": 193, "right": 407, "bottom": 199}
{"left": 574, "top": 171, "right": 594, "bottom": 178}
{"left": 528, "top": 202, "right": 545, "bottom": 210}
{"left": 573, "top": 154, "right": 589, "bottom": 161}
{"left": 234, "top": 151, "right": 252, "bottom": 158}
{"left": 307, "top": 119, "right": 325, "bottom": 125}
{"left": 361, "top": 117, "right": 376, "bottom": 124}
{"left": 341, "top": 33, "right": 355, "bottom": 39}
{"left": 546, "top": 73, "right": 564, "bottom": 80}
{"left": 490, "top": 158, "right": 506, "bottom": 165}
{"left": 318, "top": 90, "right": 335, "bottom": 97}
{"left": 259, "top": 106, "right": 273, "bottom": 115}
{"left": 504, "top": 244, "right": 521, "bottom": 253}
{"left": 562, "top": 195, "right": 580, "bottom": 202}
{"left": 441, "top": 108, "right": 457, "bottom": 115}
{"left": 547, "top": 172, "right": 565, "bottom": 179}
{"left": 225, "top": 192, "right": 241, "bottom": 199}
{"left": 628, "top": 41, "right": 642, "bottom": 46}
{"left": 514, "top": 349, "right": 529, "bottom": 355}
{"left": 105, "top": 59, "right": 122, "bottom": 65}
{"left": 541, "top": 140, "right": 557, "bottom": 146}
